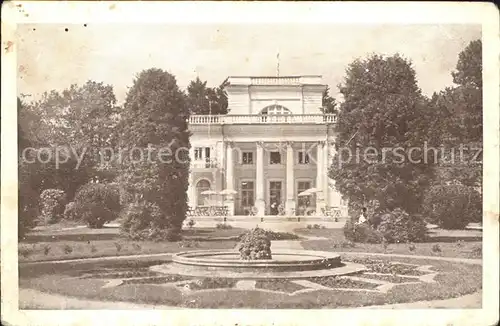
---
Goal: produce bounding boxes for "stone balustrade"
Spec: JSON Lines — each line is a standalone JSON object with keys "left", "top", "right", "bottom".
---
{"left": 189, "top": 114, "right": 337, "bottom": 125}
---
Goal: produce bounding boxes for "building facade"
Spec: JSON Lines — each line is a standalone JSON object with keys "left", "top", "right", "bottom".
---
{"left": 187, "top": 75, "right": 347, "bottom": 217}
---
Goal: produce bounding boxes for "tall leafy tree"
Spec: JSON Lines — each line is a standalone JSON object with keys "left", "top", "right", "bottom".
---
{"left": 186, "top": 77, "right": 228, "bottom": 115}
{"left": 119, "top": 68, "right": 191, "bottom": 238}
{"left": 321, "top": 85, "right": 338, "bottom": 114}
{"left": 18, "top": 97, "right": 38, "bottom": 238}
{"left": 329, "top": 54, "right": 436, "bottom": 214}
{"left": 26, "top": 81, "right": 120, "bottom": 182}
{"left": 431, "top": 39, "right": 482, "bottom": 187}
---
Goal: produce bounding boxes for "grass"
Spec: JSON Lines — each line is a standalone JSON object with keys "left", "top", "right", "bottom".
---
{"left": 19, "top": 224, "right": 245, "bottom": 262}
{"left": 18, "top": 239, "right": 237, "bottom": 263}
{"left": 296, "top": 228, "right": 482, "bottom": 259}
{"left": 19, "top": 254, "right": 482, "bottom": 308}
{"left": 23, "top": 226, "right": 248, "bottom": 243}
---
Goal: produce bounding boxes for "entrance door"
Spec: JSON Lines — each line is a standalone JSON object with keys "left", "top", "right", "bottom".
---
{"left": 268, "top": 181, "right": 282, "bottom": 215}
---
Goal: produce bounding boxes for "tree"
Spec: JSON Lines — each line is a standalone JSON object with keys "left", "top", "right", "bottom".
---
{"left": 329, "top": 54, "right": 436, "bottom": 214}
{"left": 431, "top": 39, "right": 482, "bottom": 188}
{"left": 18, "top": 97, "right": 38, "bottom": 238}
{"left": 321, "top": 85, "right": 338, "bottom": 114}
{"left": 119, "top": 68, "right": 190, "bottom": 239}
{"left": 26, "top": 81, "right": 120, "bottom": 183}
{"left": 186, "top": 77, "right": 228, "bottom": 115}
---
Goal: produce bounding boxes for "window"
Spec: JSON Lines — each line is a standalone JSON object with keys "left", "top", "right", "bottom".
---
{"left": 241, "top": 181, "right": 255, "bottom": 207}
{"left": 298, "top": 151, "right": 310, "bottom": 164}
{"left": 297, "top": 181, "right": 312, "bottom": 208}
{"left": 270, "top": 151, "right": 281, "bottom": 164}
{"left": 260, "top": 105, "right": 292, "bottom": 115}
{"left": 194, "top": 147, "right": 203, "bottom": 161}
{"left": 194, "top": 147, "right": 211, "bottom": 164}
{"left": 242, "top": 152, "right": 254, "bottom": 165}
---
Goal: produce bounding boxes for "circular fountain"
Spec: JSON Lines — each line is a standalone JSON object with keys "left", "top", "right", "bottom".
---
{"left": 150, "top": 249, "right": 366, "bottom": 279}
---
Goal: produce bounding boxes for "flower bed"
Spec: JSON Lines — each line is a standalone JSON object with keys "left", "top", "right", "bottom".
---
{"left": 123, "top": 275, "right": 192, "bottom": 285}
{"left": 359, "top": 273, "right": 420, "bottom": 284}
{"left": 344, "top": 257, "right": 427, "bottom": 276}
{"left": 179, "top": 278, "right": 237, "bottom": 290}
{"left": 308, "top": 276, "right": 379, "bottom": 289}
{"left": 255, "top": 280, "right": 306, "bottom": 293}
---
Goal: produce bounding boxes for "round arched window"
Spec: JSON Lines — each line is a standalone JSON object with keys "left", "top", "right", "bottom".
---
{"left": 260, "top": 105, "right": 291, "bottom": 115}
{"left": 196, "top": 179, "right": 211, "bottom": 206}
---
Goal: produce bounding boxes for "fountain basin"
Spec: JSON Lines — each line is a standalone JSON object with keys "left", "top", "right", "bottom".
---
{"left": 172, "top": 249, "right": 341, "bottom": 271}
{"left": 150, "top": 250, "right": 366, "bottom": 279}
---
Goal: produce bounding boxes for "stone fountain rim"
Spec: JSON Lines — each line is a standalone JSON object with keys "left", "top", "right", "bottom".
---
{"left": 172, "top": 249, "right": 341, "bottom": 267}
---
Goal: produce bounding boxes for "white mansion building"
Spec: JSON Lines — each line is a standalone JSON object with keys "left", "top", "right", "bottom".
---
{"left": 187, "top": 75, "right": 347, "bottom": 218}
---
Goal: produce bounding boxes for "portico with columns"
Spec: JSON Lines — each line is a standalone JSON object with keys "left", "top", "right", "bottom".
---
{"left": 187, "top": 75, "right": 347, "bottom": 218}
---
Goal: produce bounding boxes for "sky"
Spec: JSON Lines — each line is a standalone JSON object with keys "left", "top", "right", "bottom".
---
{"left": 17, "top": 24, "right": 481, "bottom": 104}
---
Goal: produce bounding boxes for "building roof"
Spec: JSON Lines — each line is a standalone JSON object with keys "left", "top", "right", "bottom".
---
{"left": 226, "top": 75, "right": 325, "bottom": 87}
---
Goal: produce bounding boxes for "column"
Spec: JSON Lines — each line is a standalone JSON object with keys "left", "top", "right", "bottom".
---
{"left": 285, "top": 141, "right": 295, "bottom": 215}
{"left": 216, "top": 141, "right": 225, "bottom": 193}
{"left": 187, "top": 147, "right": 195, "bottom": 208}
{"left": 316, "top": 141, "right": 326, "bottom": 214}
{"left": 225, "top": 142, "right": 235, "bottom": 215}
{"left": 323, "top": 140, "right": 330, "bottom": 208}
{"left": 255, "top": 141, "right": 265, "bottom": 216}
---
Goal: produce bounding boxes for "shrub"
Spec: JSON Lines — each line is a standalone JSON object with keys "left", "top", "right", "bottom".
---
{"left": 432, "top": 244, "right": 442, "bottom": 253}
{"left": 74, "top": 183, "right": 120, "bottom": 228}
{"left": 216, "top": 223, "right": 233, "bottom": 229}
{"left": 470, "top": 244, "right": 482, "bottom": 258}
{"left": 19, "top": 245, "right": 33, "bottom": 258}
{"left": 237, "top": 227, "right": 272, "bottom": 260}
{"left": 179, "top": 240, "right": 200, "bottom": 248}
{"left": 39, "top": 189, "right": 67, "bottom": 224}
{"left": 120, "top": 201, "right": 182, "bottom": 241}
{"left": 62, "top": 244, "right": 73, "bottom": 254}
{"left": 422, "top": 184, "right": 482, "bottom": 229}
{"left": 340, "top": 240, "right": 355, "bottom": 248}
{"left": 63, "top": 202, "right": 78, "bottom": 220}
{"left": 343, "top": 219, "right": 384, "bottom": 244}
{"left": 377, "top": 208, "right": 428, "bottom": 243}
{"left": 43, "top": 244, "right": 51, "bottom": 255}
{"left": 18, "top": 171, "right": 39, "bottom": 240}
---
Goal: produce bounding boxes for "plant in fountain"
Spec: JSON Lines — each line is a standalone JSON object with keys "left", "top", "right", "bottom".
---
{"left": 237, "top": 227, "right": 272, "bottom": 260}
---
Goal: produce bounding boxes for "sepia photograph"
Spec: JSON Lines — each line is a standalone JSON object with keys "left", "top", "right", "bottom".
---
{"left": 2, "top": 2, "right": 499, "bottom": 326}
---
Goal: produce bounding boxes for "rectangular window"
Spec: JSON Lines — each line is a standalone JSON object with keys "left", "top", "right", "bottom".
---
{"left": 270, "top": 151, "right": 281, "bottom": 165}
{"left": 194, "top": 147, "right": 203, "bottom": 161}
{"left": 242, "top": 152, "right": 254, "bottom": 165}
{"left": 241, "top": 181, "right": 255, "bottom": 207}
{"left": 298, "top": 151, "right": 310, "bottom": 164}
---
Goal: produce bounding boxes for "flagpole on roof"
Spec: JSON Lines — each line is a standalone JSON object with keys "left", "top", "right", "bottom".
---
{"left": 276, "top": 50, "right": 280, "bottom": 77}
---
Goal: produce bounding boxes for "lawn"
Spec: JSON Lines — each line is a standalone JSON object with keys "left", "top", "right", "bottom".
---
{"left": 295, "top": 228, "right": 482, "bottom": 259}
{"left": 20, "top": 254, "right": 482, "bottom": 308}
{"left": 18, "top": 225, "right": 244, "bottom": 262}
